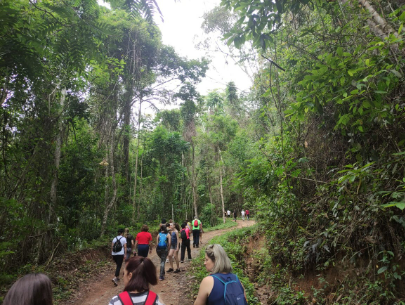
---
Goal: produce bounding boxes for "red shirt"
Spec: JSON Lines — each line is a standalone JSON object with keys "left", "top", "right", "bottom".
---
{"left": 246, "top": 210, "right": 249, "bottom": 215}
{"left": 136, "top": 232, "right": 152, "bottom": 245}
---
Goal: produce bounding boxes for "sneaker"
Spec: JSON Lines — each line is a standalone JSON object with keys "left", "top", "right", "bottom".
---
{"left": 112, "top": 278, "right": 118, "bottom": 286}
{"left": 180, "top": 261, "right": 184, "bottom": 263}
{"left": 167, "top": 268, "right": 174, "bottom": 272}
{"left": 174, "top": 269, "right": 180, "bottom": 273}
{"left": 159, "top": 276, "right": 164, "bottom": 281}
{"left": 166, "top": 258, "right": 169, "bottom": 263}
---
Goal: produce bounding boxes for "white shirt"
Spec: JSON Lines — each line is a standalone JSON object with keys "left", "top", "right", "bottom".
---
{"left": 227, "top": 210, "right": 231, "bottom": 215}
{"left": 241, "top": 210, "right": 245, "bottom": 216}
{"left": 111, "top": 235, "right": 127, "bottom": 255}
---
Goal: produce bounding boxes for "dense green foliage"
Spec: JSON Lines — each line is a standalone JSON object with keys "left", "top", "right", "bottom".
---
{"left": 1, "top": 0, "right": 405, "bottom": 303}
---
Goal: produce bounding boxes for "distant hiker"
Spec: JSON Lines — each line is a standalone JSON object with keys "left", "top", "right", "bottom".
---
{"left": 194, "top": 244, "right": 247, "bottom": 305}
{"left": 159, "top": 218, "right": 166, "bottom": 230}
{"left": 169, "top": 219, "right": 174, "bottom": 230}
{"left": 180, "top": 222, "right": 192, "bottom": 263}
{"left": 156, "top": 225, "right": 171, "bottom": 281}
{"left": 124, "top": 228, "right": 134, "bottom": 259}
{"left": 108, "top": 256, "right": 164, "bottom": 305}
{"left": 245, "top": 209, "right": 249, "bottom": 220}
{"left": 167, "top": 223, "right": 181, "bottom": 273}
{"left": 135, "top": 225, "right": 153, "bottom": 258}
{"left": 233, "top": 210, "right": 237, "bottom": 222}
{"left": 192, "top": 216, "right": 202, "bottom": 248}
{"left": 227, "top": 210, "right": 231, "bottom": 218}
{"left": 186, "top": 219, "right": 192, "bottom": 231}
{"left": 111, "top": 228, "right": 127, "bottom": 286}
{"left": 241, "top": 210, "right": 245, "bottom": 221}
{"left": 3, "top": 273, "right": 53, "bottom": 305}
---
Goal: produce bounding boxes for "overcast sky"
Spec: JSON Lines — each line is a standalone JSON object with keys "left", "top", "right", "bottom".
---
{"left": 155, "top": 0, "right": 252, "bottom": 95}
{"left": 98, "top": 0, "right": 252, "bottom": 112}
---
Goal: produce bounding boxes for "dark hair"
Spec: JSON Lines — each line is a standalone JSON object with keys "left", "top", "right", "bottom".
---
{"left": 165, "top": 222, "right": 170, "bottom": 228}
{"left": 124, "top": 256, "right": 157, "bottom": 292}
{"left": 160, "top": 225, "right": 168, "bottom": 234}
{"left": 185, "top": 219, "right": 189, "bottom": 223}
{"left": 181, "top": 223, "right": 186, "bottom": 229}
{"left": 174, "top": 223, "right": 180, "bottom": 231}
{"left": 3, "top": 273, "right": 53, "bottom": 305}
{"left": 161, "top": 219, "right": 166, "bottom": 224}
{"left": 141, "top": 225, "right": 149, "bottom": 232}
{"left": 118, "top": 228, "right": 124, "bottom": 234}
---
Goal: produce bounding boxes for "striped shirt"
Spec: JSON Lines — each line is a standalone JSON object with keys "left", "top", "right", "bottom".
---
{"left": 108, "top": 291, "right": 164, "bottom": 305}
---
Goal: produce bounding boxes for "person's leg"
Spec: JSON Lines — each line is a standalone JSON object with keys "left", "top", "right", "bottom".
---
{"left": 168, "top": 248, "right": 174, "bottom": 270}
{"left": 192, "top": 230, "right": 197, "bottom": 247}
{"left": 126, "top": 248, "right": 131, "bottom": 260}
{"left": 185, "top": 239, "right": 191, "bottom": 259}
{"left": 181, "top": 242, "right": 185, "bottom": 262}
{"left": 114, "top": 255, "right": 124, "bottom": 278}
{"left": 174, "top": 248, "right": 180, "bottom": 270}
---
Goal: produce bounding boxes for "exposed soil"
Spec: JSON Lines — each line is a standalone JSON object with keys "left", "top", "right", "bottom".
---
{"left": 60, "top": 220, "right": 255, "bottom": 305}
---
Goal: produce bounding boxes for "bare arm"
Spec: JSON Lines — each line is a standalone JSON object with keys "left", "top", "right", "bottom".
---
{"left": 167, "top": 233, "right": 171, "bottom": 248}
{"left": 194, "top": 276, "right": 214, "bottom": 305}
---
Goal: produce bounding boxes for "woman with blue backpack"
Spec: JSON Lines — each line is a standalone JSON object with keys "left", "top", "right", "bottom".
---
{"left": 194, "top": 244, "right": 247, "bottom": 305}
{"left": 156, "top": 225, "right": 171, "bottom": 281}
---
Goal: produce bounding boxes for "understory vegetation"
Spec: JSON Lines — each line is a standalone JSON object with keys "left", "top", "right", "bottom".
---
{"left": 1, "top": 0, "right": 405, "bottom": 303}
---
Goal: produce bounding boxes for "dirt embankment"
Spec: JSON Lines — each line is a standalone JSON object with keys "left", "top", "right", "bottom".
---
{"left": 60, "top": 220, "right": 255, "bottom": 305}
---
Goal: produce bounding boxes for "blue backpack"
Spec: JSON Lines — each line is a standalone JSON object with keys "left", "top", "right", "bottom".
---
{"left": 211, "top": 274, "right": 247, "bottom": 305}
{"left": 157, "top": 232, "right": 168, "bottom": 249}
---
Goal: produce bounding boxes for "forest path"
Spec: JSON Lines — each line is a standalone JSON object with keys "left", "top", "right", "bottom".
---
{"left": 63, "top": 220, "right": 255, "bottom": 305}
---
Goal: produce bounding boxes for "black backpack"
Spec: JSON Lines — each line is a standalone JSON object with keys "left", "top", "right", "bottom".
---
{"left": 126, "top": 234, "right": 133, "bottom": 248}
{"left": 113, "top": 237, "right": 123, "bottom": 253}
{"left": 181, "top": 229, "right": 187, "bottom": 240}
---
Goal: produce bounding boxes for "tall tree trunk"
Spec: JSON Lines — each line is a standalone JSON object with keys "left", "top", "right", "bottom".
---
{"left": 122, "top": 97, "right": 131, "bottom": 180}
{"left": 219, "top": 149, "right": 226, "bottom": 224}
{"left": 101, "top": 130, "right": 117, "bottom": 236}
{"left": 132, "top": 98, "right": 142, "bottom": 221}
{"left": 191, "top": 141, "right": 198, "bottom": 218}
{"left": 50, "top": 87, "right": 66, "bottom": 223}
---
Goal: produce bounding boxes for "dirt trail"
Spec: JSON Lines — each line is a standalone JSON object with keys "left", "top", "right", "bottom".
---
{"left": 63, "top": 220, "right": 255, "bottom": 305}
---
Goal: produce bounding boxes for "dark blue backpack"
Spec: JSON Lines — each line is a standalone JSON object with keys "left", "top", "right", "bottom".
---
{"left": 211, "top": 274, "right": 247, "bottom": 305}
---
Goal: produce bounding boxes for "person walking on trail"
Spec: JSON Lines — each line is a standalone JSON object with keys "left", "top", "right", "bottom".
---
{"left": 124, "top": 228, "right": 134, "bottom": 259}
{"left": 108, "top": 256, "right": 164, "bottom": 305}
{"left": 186, "top": 219, "right": 192, "bottom": 231}
{"left": 156, "top": 225, "right": 171, "bottom": 281}
{"left": 167, "top": 223, "right": 181, "bottom": 273}
{"left": 111, "top": 228, "right": 127, "bottom": 286}
{"left": 241, "top": 209, "right": 245, "bottom": 221}
{"left": 192, "top": 216, "right": 202, "bottom": 248}
{"left": 135, "top": 225, "right": 153, "bottom": 258}
{"left": 3, "top": 273, "right": 53, "bottom": 305}
{"left": 194, "top": 244, "right": 247, "bottom": 305}
{"left": 233, "top": 210, "right": 237, "bottom": 222}
{"left": 245, "top": 209, "right": 250, "bottom": 220}
{"left": 227, "top": 210, "right": 231, "bottom": 218}
{"left": 180, "top": 222, "right": 192, "bottom": 263}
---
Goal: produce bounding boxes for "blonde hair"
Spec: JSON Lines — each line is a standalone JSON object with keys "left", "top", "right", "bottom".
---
{"left": 124, "top": 228, "right": 129, "bottom": 238}
{"left": 205, "top": 244, "right": 232, "bottom": 274}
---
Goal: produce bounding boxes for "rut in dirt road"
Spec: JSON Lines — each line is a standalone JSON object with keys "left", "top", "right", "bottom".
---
{"left": 63, "top": 220, "right": 255, "bottom": 305}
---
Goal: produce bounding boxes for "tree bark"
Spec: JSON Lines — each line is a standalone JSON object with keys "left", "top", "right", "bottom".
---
{"left": 101, "top": 130, "right": 117, "bottom": 236}
{"left": 219, "top": 149, "right": 226, "bottom": 224}
{"left": 50, "top": 87, "right": 66, "bottom": 222}
{"left": 132, "top": 98, "right": 142, "bottom": 222}
{"left": 191, "top": 141, "right": 198, "bottom": 218}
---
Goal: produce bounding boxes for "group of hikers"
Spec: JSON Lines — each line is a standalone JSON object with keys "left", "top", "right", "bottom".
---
{"left": 3, "top": 215, "right": 248, "bottom": 305}
{"left": 226, "top": 208, "right": 250, "bottom": 221}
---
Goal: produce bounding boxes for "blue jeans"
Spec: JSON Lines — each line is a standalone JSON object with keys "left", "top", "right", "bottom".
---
{"left": 156, "top": 248, "right": 168, "bottom": 278}
{"left": 138, "top": 244, "right": 149, "bottom": 257}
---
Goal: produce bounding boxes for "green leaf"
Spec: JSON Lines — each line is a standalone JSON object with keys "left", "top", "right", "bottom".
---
{"left": 348, "top": 70, "right": 355, "bottom": 76}
{"left": 390, "top": 69, "right": 402, "bottom": 78}
{"left": 382, "top": 202, "right": 405, "bottom": 210}
{"left": 399, "top": 24, "right": 403, "bottom": 35}
{"left": 377, "top": 266, "right": 388, "bottom": 274}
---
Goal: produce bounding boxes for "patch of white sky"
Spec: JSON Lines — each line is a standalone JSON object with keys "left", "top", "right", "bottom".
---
{"left": 97, "top": 0, "right": 252, "bottom": 114}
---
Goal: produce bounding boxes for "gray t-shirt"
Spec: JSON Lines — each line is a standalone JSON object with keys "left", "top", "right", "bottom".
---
{"left": 108, "top": 291, "right": 164, "bottom": 305}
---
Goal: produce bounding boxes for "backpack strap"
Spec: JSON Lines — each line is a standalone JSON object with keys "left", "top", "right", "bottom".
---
{"left": 211, "top": 274, "right": 239, "bottom": 304}
{"left": 118, "top": 291, "right": 134, "bottom": 305}
{"left": 145, "top": 290, "right": 157, "bottom": 305}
